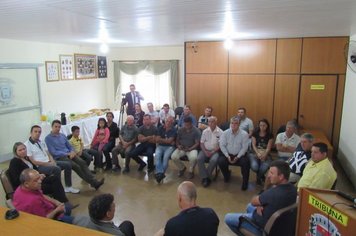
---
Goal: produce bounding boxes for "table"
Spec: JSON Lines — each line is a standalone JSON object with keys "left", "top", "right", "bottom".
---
{"left": 40, "top": 111, "right": 120, "bottom": 147}
{"left": 0, "top": 206, "right": 109, "bottom": 235}
{"left": 303, "top": 129, "right": 334, "bottom": 159}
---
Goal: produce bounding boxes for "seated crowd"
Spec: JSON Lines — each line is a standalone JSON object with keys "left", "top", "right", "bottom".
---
{"left": 4, "top": 101, "right": 338, "bottom": 236}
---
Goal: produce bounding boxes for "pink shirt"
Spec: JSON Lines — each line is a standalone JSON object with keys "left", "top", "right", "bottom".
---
{"left": 91, "top": 127, "right": 110, "bottom": 147}
{"left": 13, "top": 186, "right": 56, "bottom": 218}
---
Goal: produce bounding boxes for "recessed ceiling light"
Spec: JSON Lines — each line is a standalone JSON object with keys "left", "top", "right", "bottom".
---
{"left": 100, "top": 43, "right": 109, "bottom": 53}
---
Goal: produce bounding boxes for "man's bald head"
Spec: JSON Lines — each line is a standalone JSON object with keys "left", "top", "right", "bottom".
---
{"left": 177, "top": 181, "right": 197, "bottom": 204}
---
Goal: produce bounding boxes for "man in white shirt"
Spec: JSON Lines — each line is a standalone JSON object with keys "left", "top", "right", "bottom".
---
{"left": 275, "top": 120, "right": 301, "bottom": 160}
{"left": 197, "top": 116, "right": 223, "bottom": 187}
{"left": 159, "top": 103, "right": 175, "bottom": 125}
{"left": 25, "top": 125, "right": 80, "bottom": 194}
{"left": 146, "top": 102, "right": 160, "bottom": 126}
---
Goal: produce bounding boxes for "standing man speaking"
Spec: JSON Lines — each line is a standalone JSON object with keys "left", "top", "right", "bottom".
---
{"left": 124, "top": 84, "right": 144, "bottom": 116}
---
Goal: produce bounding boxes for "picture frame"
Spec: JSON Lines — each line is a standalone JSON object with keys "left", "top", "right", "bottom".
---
{"left": 59, "top": 54, "right": 74, "bottom": 80}
{"left": 45, "top": 61, "right": 59, "bottom": 82}
{"left": 97, "top": 56, "right": 107, "bottom": 78}
{"left": 74, "top": 54, "right": 97, "bottom": 79}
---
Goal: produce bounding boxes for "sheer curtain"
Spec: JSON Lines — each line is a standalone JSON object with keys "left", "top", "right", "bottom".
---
{"left": 113, "top": 60, "right": 178, "bottom": 110}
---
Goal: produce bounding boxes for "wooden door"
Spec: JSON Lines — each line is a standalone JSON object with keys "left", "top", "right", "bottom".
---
{"left": 298, "top": 75, "right": 337, "bottom": 141}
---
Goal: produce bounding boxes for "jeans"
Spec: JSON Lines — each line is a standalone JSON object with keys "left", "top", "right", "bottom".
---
{"left": 248, "top": 153, "right": 271, "bottom": 180}
{"left": 83, "top": 148, "right": 102, "bottom": 168}
{"left": 197, "top": 150, "right": 219, "bottom": 179}
{"left": 128, "top": 142, "right": 156, "bottom": 169}
{"left": 112, "top": 143, "right": 135, "bottom": 167}
{"left": 225, "top": 203, "right": 262, "bottom": 236}
{"left": 55, "top": 159, "right": 73, "bottom": 187}
{"left": 56, "top": 156, "right": 97, "bottom": 186}
{"left": 102, "top": 140, "right": 116, "bottom": 168}
{"left": 37, "top": 165, "right": 61, "bottom": 178}
{"left": 171, "top": 149, "right": 198, "bottom": 173}
{"left": 154, "top": 145, "right": 175, "bottom": 174}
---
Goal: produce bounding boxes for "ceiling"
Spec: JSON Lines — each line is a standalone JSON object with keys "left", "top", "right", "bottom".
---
{"left": 0, "top": 0, "right": 356, "bottom": 48}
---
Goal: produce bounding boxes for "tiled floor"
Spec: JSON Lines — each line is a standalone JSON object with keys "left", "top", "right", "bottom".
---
{"left": 0, "top": 158, "right": 354, "bottom": 236}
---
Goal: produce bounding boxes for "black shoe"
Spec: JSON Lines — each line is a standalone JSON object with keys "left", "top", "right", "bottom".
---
{"left": 112, "top": 166, "right": 121, "bottom": 173}
{"left": 93, "top": 178, "right": 105, "bottom": 190}
{"left": 202, "top": 178, "right": 211, "bottom": 188}
{"left": 65, "top": 202, "right": 80, "bottom": 210}
{"left": 256, "top": 177, "right": 262, "bottom": 186}
{"left": 241, "top": 182, "right": 248, "bottom": 191}
{"left": 178, "top": 166, "right": 186, "bottom": 177}
{"left": 155, "top": 173, "right": 165, "bottom": 184}
{"left": 138, "top": 162, "right": 147, "bottom": 171}
{"left": 104, "top": 166, "right": 112, "bottom": 172}
{"left": 123, "top": 167, "right": 130, "bottom": 173}
{"left": 224, "top": 170, "right": 231, "bottom": 183}
{"left": 147, "top": 166, "right": 155, "bottom": 173}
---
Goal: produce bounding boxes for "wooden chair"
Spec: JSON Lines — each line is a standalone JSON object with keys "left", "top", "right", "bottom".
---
{"left": 236, "top": 202, "right": 298, "bottom": 236}
{"left": 1, "top": 168, "right": 14, "bottom": 200}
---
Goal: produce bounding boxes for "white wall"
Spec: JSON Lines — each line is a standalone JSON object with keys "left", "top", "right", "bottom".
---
{"left": 338, "top": 34, "right": 356, "bottom": 189}
{"left": 0, "top": 38, "right": 185, "bottom": 114}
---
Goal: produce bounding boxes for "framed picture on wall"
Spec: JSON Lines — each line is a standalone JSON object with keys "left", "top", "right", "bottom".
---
{"left": 74, "top": 54, "right": 97, "bottom": 79}
{"left": 45, "top": 61, "right": 59, "bottom": 82}
{"left": 59, "top": 55, "right": 74, "bottom": 80}
{"left": 97, "top": 56, "right": 107, "bottom": 78}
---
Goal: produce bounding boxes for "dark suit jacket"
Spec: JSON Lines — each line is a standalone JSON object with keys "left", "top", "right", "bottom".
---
{"left": 124, "top": 92, "right": 143, "bottom": 116}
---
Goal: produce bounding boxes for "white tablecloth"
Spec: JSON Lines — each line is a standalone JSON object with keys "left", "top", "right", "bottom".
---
{"left": 40, "top": 112, "right": 120, "bottom": 147}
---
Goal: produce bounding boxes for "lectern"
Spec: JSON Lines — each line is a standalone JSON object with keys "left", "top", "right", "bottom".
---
{"left": 297, "top": 188, "right": 356, "bottom": 236}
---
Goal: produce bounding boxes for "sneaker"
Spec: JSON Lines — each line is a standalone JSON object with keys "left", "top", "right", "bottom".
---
{"left": 64, "top": 186, "right": 80, "bottom": 194}
{"left": 155, "top": 173, "right": 165, "bottom": 184}
{"left": 202, "top": 178, "right": 211, "bottom": 188}
{"left": 178, "top": 166, "right": 186, "bottom": 177}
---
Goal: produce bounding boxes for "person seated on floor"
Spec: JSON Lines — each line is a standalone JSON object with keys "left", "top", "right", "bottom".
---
{"left": 154, "top": 116, "right": 177, "bottom": 183}
{"left": 248, "top": 119, "right": 274, "bottom": 186}
{"left": 297, "top": 142, "right": 337, "bottom": 190}
{"left": 24, "top": 125, "right": 80, "bottom": 194}
{"left": 126, "top": 114, "right": 157, "bottom": 173}
{"left": 111, "top": 115, "right": 138, "bottom": 172}
{"left": 45, "top": 120, "right": 104, "bottom": 190}
{"left": 225, "top": 160, "right": 297, "bottom": 235}
{"left": 13, "top": 169, "right": 76, "bottom": 224}
{"left": 275, "top": 120, "right": 301, "bottom": 161}
{"left": 69, "top": 126, "right": 101, "bottom": 171}
{"left": 197, "top": 116, "right": 223, "bottom": 187}
{"left": 171, "top": 116, "right": 201, "bottom": 179}
{"left": 159, "top": 103, "right": 175, "bottom": 125}
{"left": 218, "top": 117, "right": 250, "bottom": 191}
{"left": 177, "top": 105, "right": 197, "bottom": 127}
{"left": 231, "top": 107, "right": 254, "bottom": 138}
{"left": 155, "top": 181, "right": 219, "bottom": 236}
{"left": 102, "top": 112, "right": 120, "bottom": 171}
{"left": 147, "top": 102, "right": 160, "bottom": 127}
{"left": 197, "top": 106, "right": 213, "bottom": 131}
{"left": 75, "top": 193, "right": 136, "bottom": 236}
{"left": 133, "top": 103, "right": 145, "bottom": 127}
{"left": 8, "top": 142, "right": 73, "bottom": 205}
{"left": 288, "top": 133, "right": 314, "bottom": 183}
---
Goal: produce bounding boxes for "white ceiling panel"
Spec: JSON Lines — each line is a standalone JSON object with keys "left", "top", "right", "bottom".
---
{"left": 0, "top": 0, "right": 355, "bottom": 47}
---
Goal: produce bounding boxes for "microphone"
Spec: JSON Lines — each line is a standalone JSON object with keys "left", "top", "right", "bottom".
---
{"left": 337, "top": 191, "right": 356, "bottom": 205}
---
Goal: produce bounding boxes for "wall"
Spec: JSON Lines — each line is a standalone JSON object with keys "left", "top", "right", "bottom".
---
{"left": 338, "top": 34, "right": 356, "bottom": 189}
{"left": 0, "top": 38, "right": 185, "bottom": 114}
{"left": 0, "top": 38, "right": 184, "bottom": 161}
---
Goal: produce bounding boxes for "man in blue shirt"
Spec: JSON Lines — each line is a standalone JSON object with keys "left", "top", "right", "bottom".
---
{"left": 45, "top": 120, "right": 104, "bottom": 191}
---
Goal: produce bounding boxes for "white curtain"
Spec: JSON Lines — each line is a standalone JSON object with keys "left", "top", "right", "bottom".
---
{"left": 113, "top": 60, "right": 178, "bottom": 110}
